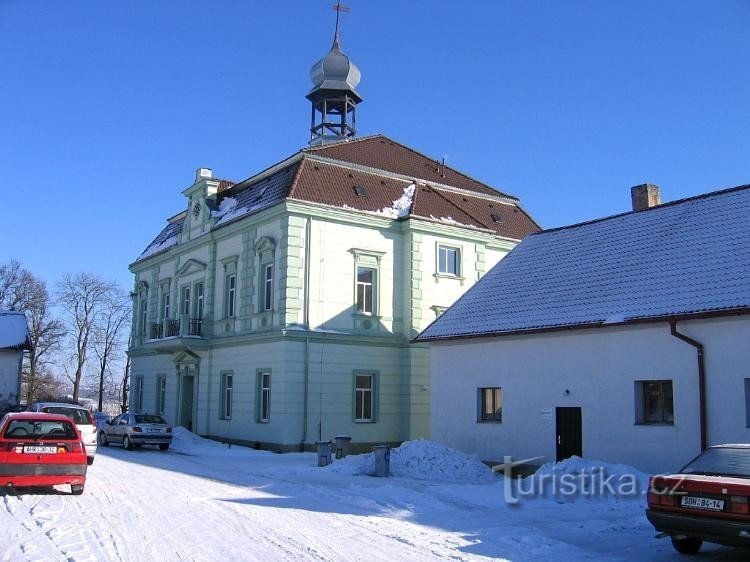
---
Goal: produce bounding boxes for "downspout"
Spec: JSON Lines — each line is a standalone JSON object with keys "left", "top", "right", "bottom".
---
{"left": 301, "top": 216, "right": 312, "bottom": 451}
{"left": 669, "top": 319, "right": 707, "bottom": 451}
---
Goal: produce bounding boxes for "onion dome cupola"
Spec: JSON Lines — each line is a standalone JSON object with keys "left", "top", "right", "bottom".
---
{"left": 306, "top": 32, "right": 362, "bottom": 146}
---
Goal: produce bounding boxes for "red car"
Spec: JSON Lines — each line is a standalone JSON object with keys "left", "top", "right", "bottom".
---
{"left": 0, "top": 412, "right": 88, "bottom": 495}
{"left": 647, "top": 444, "right": 750, "bottom": 554}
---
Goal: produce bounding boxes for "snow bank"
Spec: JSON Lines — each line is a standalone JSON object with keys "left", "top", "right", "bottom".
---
{"left": 328, "top": 439, "right": 496, "bottom": 484}
{"left": 523, "top": 456, "right": 650, "bottom": 499}
{"left": 373, "top": 183, "right": 415, "bottom": 219}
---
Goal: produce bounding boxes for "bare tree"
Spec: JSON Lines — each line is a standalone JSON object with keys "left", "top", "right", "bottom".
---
{"left": 92, "top": 287, "right": 131, "bottom": 411}
{"left": 1, "top": 260, "right": 66, "bottom": 403}
{"left": 57, "top": 273, "right": 117, "bottom": 402}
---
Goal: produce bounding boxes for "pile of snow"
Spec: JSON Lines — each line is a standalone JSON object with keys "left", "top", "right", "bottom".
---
{"left": 138, "top": 234, "right": 179, "bottom": 260}
{"left": 523, "top": 456, "right": 650, "bottom": 499}
{"left": 373, "top": 183, "right": 415, "bottom": 219}
{"left": 328, "top": 439, "right": 497, "bottom": 484}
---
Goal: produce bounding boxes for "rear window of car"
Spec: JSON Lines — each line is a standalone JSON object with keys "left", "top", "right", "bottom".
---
{"left": 681, "top": 447, "right": 750, "bottom": 478}
{"left": 135, "top": 415, "right": 167, "bottom": 424}
{"left": 4, "top": 419, "right": 78, "bottom": 440}
{"left": 41, "top": 407, "right": 92, "bottom": 425}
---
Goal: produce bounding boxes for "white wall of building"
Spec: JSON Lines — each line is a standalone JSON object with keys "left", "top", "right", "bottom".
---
{"left": 430, "top": 316, "right": 750, "bottom": 474}
{"left": 0, "top": 350, "right": 22, "bottom": 407}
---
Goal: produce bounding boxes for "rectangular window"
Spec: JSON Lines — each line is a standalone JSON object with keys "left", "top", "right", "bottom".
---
{"left": 226, "top": 274, "right": 236, "bottom": 318}
{"left": 159, "top": 290, "right": 169, "bottom": 319}
{"left": 133, "top": 376, "right": 144, "bottom": 413}
{"left": 263, "top": 264, "right": 274, "bottom": 311}
{"left": 636, "top": 380, "right": 674, "bottom": 424}
{"left": 195, "top": 282, "right": 204, "bottom": 318}
{"left": 221, "top": 373, "right": 233, "bottom": 419}
{"left": 257, "top": 371, "right": 271, "bottom": 423}
{"left": 156, "top": 375, "right": 166, "bottom": 415}
{"left": 438, "top": 245, "right": 460, "bottom": 276}
{"left": 181, "top": 286, "right": 191, "bottom": 316}
{"left": 477, "top": 387, "right": 502, "bottom": 422}
{"left": 354, "top": 374, "right": 374, "bottom": 422}
{"left": 140, "top": 299, "right": 148, "bottom": 336}
{"left": 356, "top": 267, "right": 376, "bottom": 314}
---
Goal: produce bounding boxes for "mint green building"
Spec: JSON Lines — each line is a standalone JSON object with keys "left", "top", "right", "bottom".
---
{"left": 127, "top": 38, "right": 539, "bottom": 451}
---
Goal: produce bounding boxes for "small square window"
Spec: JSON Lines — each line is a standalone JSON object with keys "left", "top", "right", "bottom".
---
{"left": 491, "top": 213, "right": 504, "bottom": 224}
{"left": 353, "top": 185, "right": 367, "bottom": 197}
{"left": 438, "top": 245, "right": 460, "bottom": 276}
{"left": 635, "top": 380, "right": 674, "bottom": 424}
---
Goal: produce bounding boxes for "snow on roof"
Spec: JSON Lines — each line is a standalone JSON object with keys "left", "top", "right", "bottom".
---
{"left": 0, "top": 310, "right": 30, "bottom": 350}
{"left": 417, "top": 184, "right": 750, "bottom": 341}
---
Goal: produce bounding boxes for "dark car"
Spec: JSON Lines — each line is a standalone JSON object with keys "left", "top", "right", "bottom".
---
{"left": 0, "top": 412, "right": 88, "bottom": 494}
{"left": 647, "top": 444, "right": 750, "bottom": 554}
{"left": 98, "top": 413, "right": 172, "bottom": 451}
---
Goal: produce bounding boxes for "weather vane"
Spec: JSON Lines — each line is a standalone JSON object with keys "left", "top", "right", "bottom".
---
{"left": 333, "top": 1, "right": 350, "bottom": 41}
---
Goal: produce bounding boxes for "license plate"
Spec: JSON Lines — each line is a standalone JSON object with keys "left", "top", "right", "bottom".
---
{"left": 24, "top": 445, "right": 57, "bottom": 454}
{"left": 681, "top": 496, "right": 725, "bottom": 511}
{"left": 148, "top": 429, "right": 161, "bottom": 433}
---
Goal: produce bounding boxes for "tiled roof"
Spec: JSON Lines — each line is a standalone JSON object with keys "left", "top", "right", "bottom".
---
{"left": 304, "top": 135, "right": 515, "bottom": 198}
{"left": 135, "top": 134, "right": 541, "bottom": 262}
{"left": 416, "top": 184, "right": 750, "bottom": 341}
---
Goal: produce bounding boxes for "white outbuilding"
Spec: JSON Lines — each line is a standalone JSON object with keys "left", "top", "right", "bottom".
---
{"left": 0, "top": 310, "right": 31, "bottom": 411}
{"left": 416, "top": 183, "right": 750, "bottom": 474}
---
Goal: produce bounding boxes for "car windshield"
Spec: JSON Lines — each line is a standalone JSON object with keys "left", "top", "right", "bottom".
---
{"left": 681, "top": 447, "right": 750, "bottom": 478}
{"left": 135, "top": 415, "right": 166, "bottom": 425}
{"left": 4, "top": 419, "right": 78, "bottom": 440}
{"left": 41, "top": 407, "right": 92, "bottom": 425}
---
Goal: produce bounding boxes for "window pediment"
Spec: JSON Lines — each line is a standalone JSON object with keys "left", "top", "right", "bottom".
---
{"left": 177, "top": 259, "right": 207, "bottom": 277}
{"left": 255, "top": 236, "right": 276, "bottom": 255}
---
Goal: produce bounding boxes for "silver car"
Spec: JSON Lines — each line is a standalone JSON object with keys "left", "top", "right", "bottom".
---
{"left": 28, "top": 402, "right": 98, "bottom": 465}
{"left": 98, "top": 413, "right": 172, "bottom": 451}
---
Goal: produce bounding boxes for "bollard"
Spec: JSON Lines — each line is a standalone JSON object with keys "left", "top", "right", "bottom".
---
{"left": 316, "top": 440, "right": 333, "bottom": 467}
{"left": 333, "top": 435, "right": 352, "bottom": 459}
{"left": 373, "top": 445, "right": 391, "bottom": 477}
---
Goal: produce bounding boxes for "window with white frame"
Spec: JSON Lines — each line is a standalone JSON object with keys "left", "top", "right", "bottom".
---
{"left": 356, "top": 267, "right": 376, "bottom": 314}
{"left": 195, "top": 282, "right": 204, "bottom": 319}
{"left": 438, "top": 245, "right": 461, "bottom": 276}
{"left": 354, "top": 373, "right": 375, "bottom": 422}
{"left": 156, "top": 375, "right": 166, "bottom": 415}
{"left": 221, "top": 372, "right": 233, "bottom": 419}
{"left": 132, "top": 376, "right": 144, "bottom": 413}
{"left": 257, "top": 370, "right": 271, "bottom": 423}
{"left": 225, "top": 274, "right": 236, "bottom": 318}
{"left": 477, "top": 387, "right": 502, "bottom": 422}
{"left": 635, "top": 380, "right": 674, "bottom": 424}
{"left": 161, "top": 288, "right": 170, "bottom": 320}
{"left": 181, "top": 286, "right": 191, "bottom": 316}
{"left": 140, "top": 299, "right": 148, "bottom": 337}
{"left": 262, "top": 264, "right": 274, "bottom": 311}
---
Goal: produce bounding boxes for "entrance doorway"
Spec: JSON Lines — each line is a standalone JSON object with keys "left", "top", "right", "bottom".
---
{"left": 180, "top": 375, "right": 194, "bottom": 431}
{"left": 556, "top": 407, "right": 582, "bottom": 462}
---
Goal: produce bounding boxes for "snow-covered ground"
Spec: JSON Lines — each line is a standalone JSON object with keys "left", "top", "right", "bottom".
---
{"left": 0, "top": 430, "right": 741, "bottom": 561}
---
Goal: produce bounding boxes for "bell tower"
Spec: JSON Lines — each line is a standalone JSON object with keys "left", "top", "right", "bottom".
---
{"left": 306, "top": 2, "right": 362, "bottom": 146}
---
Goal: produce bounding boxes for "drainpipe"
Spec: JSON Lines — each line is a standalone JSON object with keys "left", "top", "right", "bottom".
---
{"left": 669, "top": 319, "right": 707, "bottom": 451}
{"left": 301, "top": 216, "right": 312, "bottom": 451}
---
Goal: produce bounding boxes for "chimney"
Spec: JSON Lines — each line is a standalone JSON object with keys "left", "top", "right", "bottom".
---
{"left": 631, "top": 183, "right": 661, "bottom": 211}
{"left": 196, "top": 167, "right": 213, "bottom": 181}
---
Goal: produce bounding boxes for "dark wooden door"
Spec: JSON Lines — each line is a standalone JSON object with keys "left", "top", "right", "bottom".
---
{"left": 556, "top": 407, "right": 582, "bottom": 462}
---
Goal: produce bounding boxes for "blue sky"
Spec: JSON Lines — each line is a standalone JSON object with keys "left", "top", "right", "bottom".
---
{"left": 1, "top": 1, "right": 748, "bottom": 291}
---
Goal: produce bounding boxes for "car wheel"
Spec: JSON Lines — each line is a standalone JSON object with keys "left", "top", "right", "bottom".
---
{"left": 159, "top": 443, "right": 169, "bottom": 451}
{"left": 99, "top": 432, "right": 109, "bottom": 447}
{"left": 71, "top": 484, "right": 84, "bottom": 495}
{"left": 87, "top": 456, "right": 94, "bottom": 466}
{"left": 123, "top": 435, "right": 133, "bottom": 450}
{"left": 671, "top": 537, "right": 702, "bottom": 554}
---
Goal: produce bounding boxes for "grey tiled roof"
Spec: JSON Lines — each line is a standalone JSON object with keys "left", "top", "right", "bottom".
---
{"left": 416, "top": 184, "right": 750, "bottom": 341}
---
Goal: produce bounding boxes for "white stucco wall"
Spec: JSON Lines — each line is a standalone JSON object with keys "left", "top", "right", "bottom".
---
{"left": 0, "top": 350, "right": 22, "bottom": 407}
{"left": 430, "top": 316, "right": 750, "bottom": 474}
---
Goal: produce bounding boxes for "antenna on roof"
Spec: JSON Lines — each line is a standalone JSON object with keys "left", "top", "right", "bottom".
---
{"left": 332, "top": 1, "right": 351, "bottom": 42}
{"left": 441, "top": 155, "right": 447, "bottom": 178}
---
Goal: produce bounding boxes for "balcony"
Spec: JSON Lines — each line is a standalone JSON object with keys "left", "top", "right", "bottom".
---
{"left": 139, "top": 316, "right": 208, "bottom": 352}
